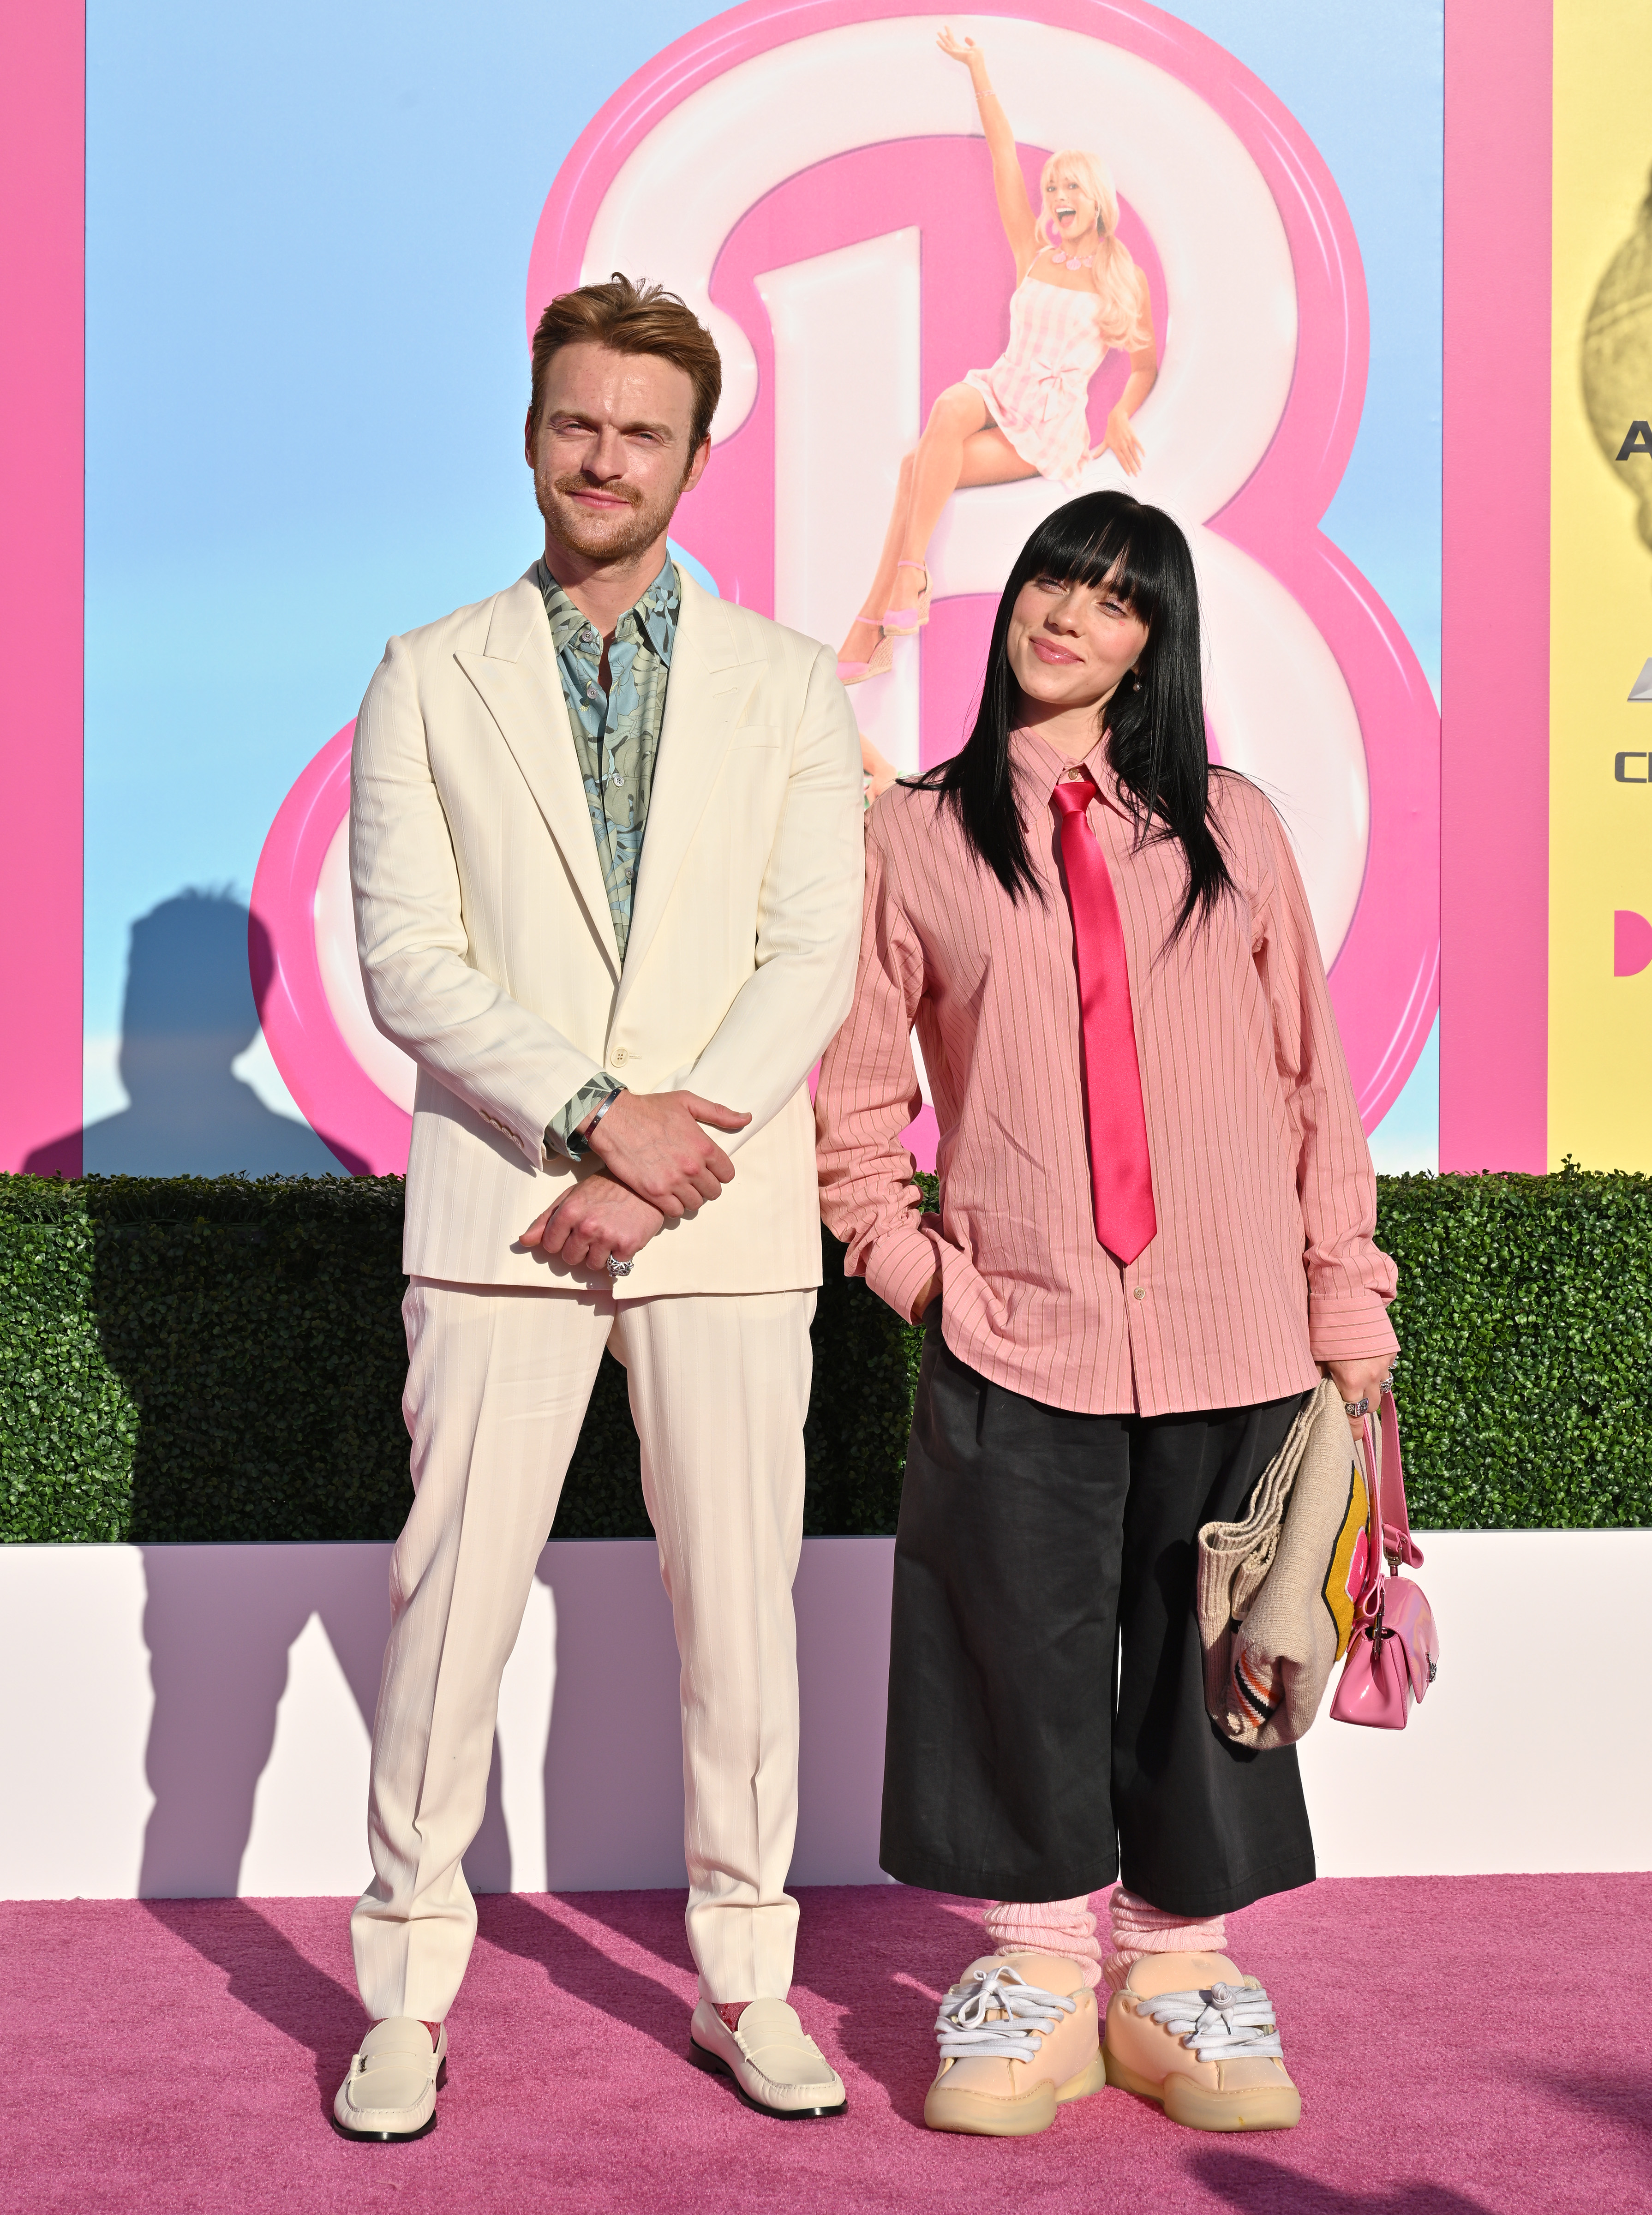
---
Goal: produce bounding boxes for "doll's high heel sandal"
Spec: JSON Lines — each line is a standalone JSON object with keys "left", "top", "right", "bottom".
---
{"left": 884, "top": 561, "right": 931, "bottom": 634}
{"left": 838, "top": 624, "right": 894, "bottom": 685}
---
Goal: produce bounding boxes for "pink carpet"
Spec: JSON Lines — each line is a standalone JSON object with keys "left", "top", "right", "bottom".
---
{"left": 7, "top": 1876, "right": 1647, "bottom": 2214}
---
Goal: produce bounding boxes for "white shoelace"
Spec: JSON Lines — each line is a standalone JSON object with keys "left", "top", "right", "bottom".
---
{"left": 934, "top": 1964, "right": 1078, "bottom": 2062}
{"left": 1137, "top": 1982, "right": 1284, "bottom": 2062}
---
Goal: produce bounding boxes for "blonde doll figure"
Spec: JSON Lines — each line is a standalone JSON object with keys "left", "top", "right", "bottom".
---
{"left": 838, "top": 26, "right": 1159, "bottom": 685}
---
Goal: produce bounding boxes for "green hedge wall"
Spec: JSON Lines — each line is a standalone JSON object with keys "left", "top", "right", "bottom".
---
{"left": 1374, "top": 1167, "right": 1652, "bottom": 1527}
{"left": 0, "top": 1173, "right": 917, "bottom": 1545}
{"left": 0, "top": 1166, "right": 1647, "bottom": 1543}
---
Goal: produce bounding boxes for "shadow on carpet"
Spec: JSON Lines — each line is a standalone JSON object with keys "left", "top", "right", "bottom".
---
{"left": 8, "top": 1874, "right": 1649, "bottom": 2215}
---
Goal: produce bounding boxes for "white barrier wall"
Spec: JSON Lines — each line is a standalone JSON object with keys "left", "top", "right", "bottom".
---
{"left": 1, "top": 1533, "right": 1646, "bottom": 1901}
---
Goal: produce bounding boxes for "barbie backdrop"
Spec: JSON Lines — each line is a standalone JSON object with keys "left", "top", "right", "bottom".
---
{"left": 6, "top": 1, "right": 1621, "bottom": 1182}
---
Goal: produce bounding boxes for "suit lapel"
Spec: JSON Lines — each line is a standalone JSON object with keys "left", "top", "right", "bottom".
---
{"left": 615, "top": 574, "right": 766, "bottom": 1012}
{"left": 455, "top": 572, "right": 622, "bottom": 983}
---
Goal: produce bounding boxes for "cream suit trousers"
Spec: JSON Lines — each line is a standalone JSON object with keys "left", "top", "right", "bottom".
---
{"left": 350, "top": 1277, "right": 816, "bottom": 2023}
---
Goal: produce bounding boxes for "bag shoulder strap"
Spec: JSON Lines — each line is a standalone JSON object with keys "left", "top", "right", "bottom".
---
{"left": 1378, "top": 1391, "right": 1425, "bottom": 1571}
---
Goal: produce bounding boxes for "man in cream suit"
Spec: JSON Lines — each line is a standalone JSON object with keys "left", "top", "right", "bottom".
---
{"left": 333, "top": 275, "right": 864, "bottom": 2139}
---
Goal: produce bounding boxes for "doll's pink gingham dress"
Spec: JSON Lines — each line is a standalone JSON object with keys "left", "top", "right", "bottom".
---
{"left": 965, "top": 249, "right": 1152, "bottom": 490}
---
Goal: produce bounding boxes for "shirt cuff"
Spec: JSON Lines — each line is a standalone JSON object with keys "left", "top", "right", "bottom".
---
{"left": 546, "top": 1073, "right": 622, "bottom": 1161}
{"left": 1306, "top": 1295, "right": 1399, "bottom": 1366}
{"left": 864, "top": 1217, "right": 945, "bottom": 1325}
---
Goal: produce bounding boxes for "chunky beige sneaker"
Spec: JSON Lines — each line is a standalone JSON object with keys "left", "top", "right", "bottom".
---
{"left": 924, "top": 1952, "right": 1107, "bottom": 2137}
{"left": 332, "top": 2017, "right": 446, "bottom": 2140}
{"left": 688, "top": 1999, "right": 847, "bottom": 2119}
{"left": 1103, "top": 1951, "right": 1300, "bottom": 2131}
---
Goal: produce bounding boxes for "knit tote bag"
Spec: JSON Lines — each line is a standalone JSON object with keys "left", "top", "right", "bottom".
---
{"left": 1195, "top": 1377, "right": 1371, "bottom": 1749}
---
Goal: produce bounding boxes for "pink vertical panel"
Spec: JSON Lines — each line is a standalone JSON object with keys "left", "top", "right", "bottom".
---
{"left": 0, "top": 5, "right": 84, "bottom": 1176}
{"left": 1440, "top": 0, "right": 1551, "bottom": 1170}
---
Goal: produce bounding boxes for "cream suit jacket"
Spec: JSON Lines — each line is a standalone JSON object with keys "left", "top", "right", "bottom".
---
{"left": 350, "top": 565, "right": 865, "bottom": 1294}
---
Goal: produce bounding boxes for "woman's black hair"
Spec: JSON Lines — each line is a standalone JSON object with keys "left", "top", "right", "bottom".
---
{"left": 907, "top": 490, "right": 1234, "bottom": 942}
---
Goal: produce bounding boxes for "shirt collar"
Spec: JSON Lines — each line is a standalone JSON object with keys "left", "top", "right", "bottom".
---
{"left": 1012, "top": 724, "right": 1120, "bottom": 808}
{"left": 537, "top": 554, "right": 680, "bottom": 667}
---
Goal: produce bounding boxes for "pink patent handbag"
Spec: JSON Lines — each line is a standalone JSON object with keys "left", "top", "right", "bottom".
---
{"left": 1329, "top": 1389, "right": 1439, "bottom": 1730}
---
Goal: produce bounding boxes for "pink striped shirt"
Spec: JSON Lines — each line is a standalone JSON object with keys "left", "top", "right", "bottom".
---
{"left": 814, "top": 727, "right": 1398, "bottom": 1417}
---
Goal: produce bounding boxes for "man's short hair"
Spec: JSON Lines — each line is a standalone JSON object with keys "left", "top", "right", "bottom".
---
{"left": 529, "top": 274, "right": 723, "bottom": 454}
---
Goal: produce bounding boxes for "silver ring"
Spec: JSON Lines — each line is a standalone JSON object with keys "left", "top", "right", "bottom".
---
{"left": 1343, "top": 1396, "right": 1370, "bottom": 1418}
{"left": 605, "top": 1254, "right": 633, "bottom": 1279}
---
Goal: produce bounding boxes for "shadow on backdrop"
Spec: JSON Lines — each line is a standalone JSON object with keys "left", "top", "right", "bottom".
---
{"left": 137, "top": 1544, "right": 512, "bottom": 1911}
{"left": 25, "top": 888, "right": 365, "bottom": 1176}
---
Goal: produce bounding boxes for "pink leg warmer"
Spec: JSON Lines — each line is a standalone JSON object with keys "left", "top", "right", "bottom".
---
{"left": 982, "top": 1896, "right": 1103, "bottom": 1989}
{"left": 1101, "top": 1886, "right": 1227, "bottom": 1993}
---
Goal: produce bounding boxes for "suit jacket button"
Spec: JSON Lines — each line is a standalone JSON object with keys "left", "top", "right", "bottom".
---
{"left": 611, "top": 1047, "right": 629, "bottom": 1066}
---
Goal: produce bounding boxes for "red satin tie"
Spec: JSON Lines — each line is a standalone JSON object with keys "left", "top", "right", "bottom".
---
{"left": 1049, "top": 772, "right": 1157, "bottom": 1263}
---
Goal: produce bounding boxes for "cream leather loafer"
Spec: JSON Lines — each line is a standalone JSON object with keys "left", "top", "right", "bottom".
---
{"left": 925, "top": 1952, "right": 1107, "bottom": 2137}
{"left": 688, "top": 1999, "right": 847, "bottom": 2118}
{"left": 1103, "top": 1951, "right": 1299, "bottom": 2131}
{"left": 332, "top": 2017, "right": 446, "bottom": 2141}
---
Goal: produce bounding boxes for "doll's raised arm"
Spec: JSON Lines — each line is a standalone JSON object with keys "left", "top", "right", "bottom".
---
{"left": 938, "top": 27, "right": 1040, "bottom": 277}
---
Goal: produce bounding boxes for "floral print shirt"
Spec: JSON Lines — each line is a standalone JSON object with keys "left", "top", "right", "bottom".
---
{"left": 535, "top": 554, "right": 679, "bottom": 1155}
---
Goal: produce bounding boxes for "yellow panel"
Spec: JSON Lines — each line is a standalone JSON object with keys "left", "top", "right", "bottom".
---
{"left": 1550, "top": 1, "right": 1652, "bottom": 1167}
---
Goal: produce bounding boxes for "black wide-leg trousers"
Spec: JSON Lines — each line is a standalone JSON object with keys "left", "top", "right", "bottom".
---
{"left": 880, "top": 1317, "right": 1317, "bottom": 1917}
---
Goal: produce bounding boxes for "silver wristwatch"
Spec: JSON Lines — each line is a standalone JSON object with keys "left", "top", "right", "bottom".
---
{"left": 563, "top": 1078, "right": 626, "bottom": 1161}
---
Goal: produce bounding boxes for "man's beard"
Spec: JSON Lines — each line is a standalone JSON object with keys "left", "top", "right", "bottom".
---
{"left": 537, "top": 469, "right": 679, "bottom": 565}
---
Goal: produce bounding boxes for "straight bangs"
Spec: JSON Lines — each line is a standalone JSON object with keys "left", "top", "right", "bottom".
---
{"left": 1009, "top": 498, "right": 1177, "bottom": 641}
{"left": 909, "top": 490, "right": 1234, "bottom": 941}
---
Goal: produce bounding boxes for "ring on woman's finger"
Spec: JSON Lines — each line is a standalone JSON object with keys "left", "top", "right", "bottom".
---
{"left": 1343, "top": 1395, "right": 1370, "bottom": 1418}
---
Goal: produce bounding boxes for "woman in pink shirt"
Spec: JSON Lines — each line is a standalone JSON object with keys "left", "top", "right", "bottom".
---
{"left": 815, "top": 491, "right": 1398, "bottom": 2139}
